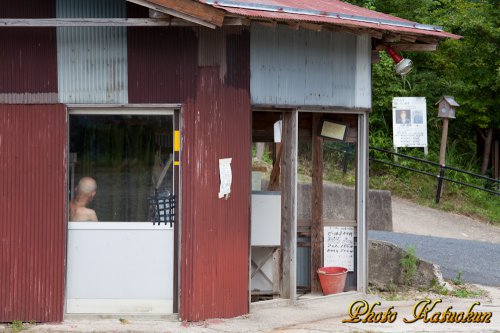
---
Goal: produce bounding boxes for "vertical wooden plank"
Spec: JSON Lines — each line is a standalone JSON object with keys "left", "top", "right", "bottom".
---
{"left": 311, "top": 113, "right": 324, "bottom": 293}
{"left": 439, "top": 118, "right": 449, "bottom": 166}
{"left": 280, "top": 110, "right": 297, "bottom": 299}
{"left": 268, "top": 143, "right": 282, "bottom": 190}
{"left": 272, "top": 248, "right": 281, "bottom": 298}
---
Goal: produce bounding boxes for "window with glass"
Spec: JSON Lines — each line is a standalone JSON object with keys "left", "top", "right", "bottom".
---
{"left": 69, "top": 113, "right": 174, "bottom": 222}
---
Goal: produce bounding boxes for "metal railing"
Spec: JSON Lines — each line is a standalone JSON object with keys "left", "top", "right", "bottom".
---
{"left": 369, "top": 147, "right": 500, "bottom": 203}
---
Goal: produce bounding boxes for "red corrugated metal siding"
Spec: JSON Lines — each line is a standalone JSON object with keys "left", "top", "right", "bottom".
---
{"left": 127, "top": 26, "right": 198, "bottom": 103}
{"left": 127, "top": 25, "right": 251, "bottom": 321}
{"left": 180, "top": 28, "right": 251, "bottom": 321}
{"left": 127, "top": 4, "right": 198, "bottom": 103}
{"left": 0, "top": 0, "right": 58, "bottom": 95}
{"left": 181, "top": 66, "right": 251, "bottom": 321}
{"left": 0, "top": 104, "right": 67, "bottom": 323}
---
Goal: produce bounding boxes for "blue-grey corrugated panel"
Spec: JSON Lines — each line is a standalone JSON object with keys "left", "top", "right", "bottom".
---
{"left": 345, "top": 245, "right": 358, "bottom": 291}
{"left": 56, "top": 0, "right": 128, "bottom": 104}
{"left": 296, "top": 239, "right": 358, "bottom": 291}
{"left": 354, "top": 35, "right": 372, "bottom": 108}
{"left": 250, "top": 25, "right": 371, "bottom": 108}
{"left": 297, "top": 238, "right": 311, "bottom": 288}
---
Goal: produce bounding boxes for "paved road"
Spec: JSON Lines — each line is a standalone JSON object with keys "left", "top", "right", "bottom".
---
{"left": 392, "top": 197, "right": 500, "bottom": 243}
{"left": 369, "top": 230, "right": 500, "bottom": 286}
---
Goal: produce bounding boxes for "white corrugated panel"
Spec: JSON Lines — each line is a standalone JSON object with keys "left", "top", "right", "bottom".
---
{"left": 251, "top": 25, "right": 371, "bottom": 108}
{"left": 355, "top": 34, "right": 372, "bottom": 108}
{"left": 57, "top": 0, "right": 128, "bottom": 104}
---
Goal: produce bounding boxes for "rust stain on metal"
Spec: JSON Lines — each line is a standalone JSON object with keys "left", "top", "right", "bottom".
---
{"left": 201, "top": 0, "right": 460, "bottom": 40}
{"left": 127, "top": 26, "right": 198, "bottom": 103}
{"left": 0, "top": 0, "right": 58, "bottom": 94}
{"left": 128, "top": 22, "right": 251, "bottom": 320}
{"left": 0, "top": 104, "right": 67, "bottom": 322}
{"left": 181, "top": 29, "right": 251, "bottom": 321}
{"left": 127, "top": 3, "right": 198, "bottom": 103}
{"left": 181, "top": 65, "right": 251, "bottom": 321}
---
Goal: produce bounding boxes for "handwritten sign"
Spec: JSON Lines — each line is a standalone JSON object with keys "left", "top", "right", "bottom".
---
{"left": 324, "top": 226, "right": 354, "bottom": 271}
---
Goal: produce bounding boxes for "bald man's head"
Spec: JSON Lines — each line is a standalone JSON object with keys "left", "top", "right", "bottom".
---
{"left": 76, "top": 177, "right": 97, "bottom": 202}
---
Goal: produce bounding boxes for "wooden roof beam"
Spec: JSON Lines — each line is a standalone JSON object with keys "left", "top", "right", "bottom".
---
{"left": 224, "top": 17, "right": 251, "bottom": 26}
{"left": 127, "top": 0, "right": 225, "bottom": 28}
{"left": 375, "top": 42, "right": 438, "bottom": 52}
{"left": 299, "top": 23, "right": 323, "bottom": 32}
{"left": 0, "top": 18, "right": 204, "bottom": 27}
{"left": 383, "top": 34, "right": 401, "bottom": 43}
{"left": 256, "top": 20, "right": 278, "bottom": 28}
{"left": 324, "top": 24, "right": 383, "bottom": 39}
{"left": 401, "top": 35, "right": 417, "bottom": 43}
{"left": 392, "top": 43, "right": 437, "bottom": 51}
{"left": 287, "top": 22, "right": 300, "bottom": 30}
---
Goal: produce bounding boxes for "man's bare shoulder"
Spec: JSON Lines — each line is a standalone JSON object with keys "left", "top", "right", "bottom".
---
{"left": 70, "top": 206, "right": 98, "bottom": 222}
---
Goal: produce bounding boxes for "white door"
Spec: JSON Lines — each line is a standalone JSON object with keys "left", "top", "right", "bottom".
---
{"left": 66, "top": 110, "right": 176, "bottom": 314}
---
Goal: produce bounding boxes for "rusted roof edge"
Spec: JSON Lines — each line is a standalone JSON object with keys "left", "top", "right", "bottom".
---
{"left": 204, "top": 0, "right": 444, "bottom": 32}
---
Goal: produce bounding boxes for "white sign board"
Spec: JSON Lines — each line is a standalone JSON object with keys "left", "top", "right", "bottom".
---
{"left": 392, "top": 97, "right": 428, "bottom": 148}
{"left": 324, "top": 226, "right": 354, "bottom": 271}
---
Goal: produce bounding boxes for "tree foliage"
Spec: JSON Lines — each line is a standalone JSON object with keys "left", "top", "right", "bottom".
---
{"left": 345, "top": 0, "right": 499, "bottom": 170}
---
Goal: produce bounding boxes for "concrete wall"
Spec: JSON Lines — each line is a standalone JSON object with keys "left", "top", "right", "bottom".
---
{"left": 297, "top": 182, "right": 392, "bottom": 231}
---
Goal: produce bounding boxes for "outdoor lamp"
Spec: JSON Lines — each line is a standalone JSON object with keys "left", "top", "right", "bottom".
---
{"left": 386, "top": 46, "right": 413, "bottom": 75}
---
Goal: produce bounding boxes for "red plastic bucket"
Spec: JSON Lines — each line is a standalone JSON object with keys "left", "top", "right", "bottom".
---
{"left": 317, "top": 267, "right": 348, "bottom": 295}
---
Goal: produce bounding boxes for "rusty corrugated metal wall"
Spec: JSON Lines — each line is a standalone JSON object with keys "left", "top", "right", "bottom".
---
{"left": 0, "top": 0, "right": 58, "bottom": 104}
{"left": 127, "top": 2, "right": 198, "bottom": 103}
{"left": 181, "top": 64, "right": 251, "bottom": 321}
{"left": 181, "top": 28, "right": 251, "bottom": 321}
{"left": 0, "top": 104, "right": 67, "bottom": 322}
{"left": 128, "top": 9, "right": 251, "bottom": 318}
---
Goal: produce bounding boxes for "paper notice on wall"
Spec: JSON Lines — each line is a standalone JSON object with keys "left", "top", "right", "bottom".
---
{"left": 324, "top": 226, "right": 354, "bottom": 271}
{"left": 218, "top": 158, "right": 232, "bottom": 199}
{"left": 274, "top": 120, "right": 282, "bottom": 143}
{"left": 392, "top": 97, "right": 428, "bottom": 148}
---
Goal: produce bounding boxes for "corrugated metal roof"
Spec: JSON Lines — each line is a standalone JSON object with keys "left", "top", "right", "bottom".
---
{"left": 200, "top": 0, "right": 461, "bottom": 40}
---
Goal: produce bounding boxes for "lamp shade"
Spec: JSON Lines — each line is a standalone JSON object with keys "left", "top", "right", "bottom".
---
{"left": 386, "top": 46, "right": 413, "bottom": 75}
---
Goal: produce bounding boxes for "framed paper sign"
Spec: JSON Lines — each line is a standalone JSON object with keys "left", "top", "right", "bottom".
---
{"left": 392, "top": 97, "right": 428, "bottom": 148}
{"left": 318, "top": 120, "right": 349, "bottom": 141}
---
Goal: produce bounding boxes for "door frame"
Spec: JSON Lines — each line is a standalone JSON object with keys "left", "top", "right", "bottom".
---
{"left": 250, "top": 107, "right": 369, "bottom": 300}
{"left": 65, "top": 105, "right": 182, "bottom": 315}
